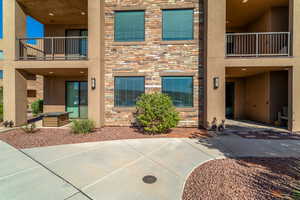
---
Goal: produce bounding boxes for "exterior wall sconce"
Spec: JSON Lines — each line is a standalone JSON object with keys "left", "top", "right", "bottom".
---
{"left": 213, "top": 77, "right": 219, "bottom": 89}
{"left": 91, "top": 78, "right": 96, "bottom": 90}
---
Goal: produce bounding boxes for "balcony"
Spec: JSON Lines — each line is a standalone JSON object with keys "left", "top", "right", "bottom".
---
{"left": 226, "top": 32, "right": 291, "bottom": 58}
{"left": 18, "top": 37, "right": 88, "bottom": 61}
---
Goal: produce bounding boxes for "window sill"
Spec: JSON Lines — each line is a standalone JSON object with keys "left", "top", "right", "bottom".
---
{"left": 160, "top": 40, "right": 196, "bottom": 45}
{"left": 113, "top": 107, "right": 137, "bottom": 112}
{"left": 176, "top": 107, "right": 195, "bottom": 112}
{"left": 112, "top": 41, "right": 147, "bottom": 46}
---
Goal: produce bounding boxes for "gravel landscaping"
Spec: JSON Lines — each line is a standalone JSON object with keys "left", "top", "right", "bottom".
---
{"left": 183, "top": 158, "right": 300, "bottom": 200}
{"left": 0, "top": 127, "right": 211, "bottom": 149}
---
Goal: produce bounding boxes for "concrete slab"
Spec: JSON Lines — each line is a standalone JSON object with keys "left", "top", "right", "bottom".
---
{"left": 147, "top": 140, "right": 214, "bottom": 177}
{"left": 33, "top": 141, "right": 142, "bottom": 188}
{"left": 84, "top": 157, "right": 183, "bottom": 200}
{"left": 123, "top": 138, "right": 176, "bottom": 155}
{"left": 182, "top": 138, "right": 232, "bottom": 159}
{"left": 0, "top": 141, "right": 38, "bottom": 178}
{"left": 0, "top": 164, "right": 77, "bottom": 200}
{"left": 23, "top": 141, "right": 109, "bottom": 163}
{"left": 66, "top": 193, "right": 91, "bottom": 200}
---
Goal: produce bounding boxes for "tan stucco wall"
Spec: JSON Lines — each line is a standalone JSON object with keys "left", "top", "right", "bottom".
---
{"left": 43, "top": 76, "right": 88, "bottom": 113}
{"left": 244, "top": 73, "right": 270, "bottom": 123}
{"left": 44, "top": 24, "right": 87, "bottom": 37}
{"left": 204, "top": 0, "right": 226, "bottom": 128}
{"left": 269, "top": 71, "right": 289, "bottom": 122}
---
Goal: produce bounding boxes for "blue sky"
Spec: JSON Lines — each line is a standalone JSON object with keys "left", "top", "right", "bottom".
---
{"left": 0, "top": 0, "right": 44, "bottom": 39}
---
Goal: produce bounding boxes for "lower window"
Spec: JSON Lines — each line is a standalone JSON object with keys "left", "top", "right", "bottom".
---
{"left": 162, "top": 76, "right": 193, "bottom": 107}
{"left": 114, "top": 76, "right": 145, "bottom": 107}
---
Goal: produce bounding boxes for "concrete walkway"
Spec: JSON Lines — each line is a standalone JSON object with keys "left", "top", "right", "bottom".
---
{"left": 0, "top": 135, "right": 299, "bottom": 200}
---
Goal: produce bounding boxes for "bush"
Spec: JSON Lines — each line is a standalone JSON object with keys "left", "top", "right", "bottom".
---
{"left": 22, "top": 123, "right": 37, "bottom": 134}
{"left": 71, "top": 120, "right": 95, "bottom": 134}
{"left": 135, "top": 93, "right": 180, "bottom": 134}
{"left": 31, "top": 99, "right": 43, "bottom": 115}
{"left": 0, "top": 103, "right": 3, "bottom": 122}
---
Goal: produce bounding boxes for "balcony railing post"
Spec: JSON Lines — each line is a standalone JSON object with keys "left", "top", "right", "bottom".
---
{"left": 51, "top": 38, "right": 54, "bottom": 60}
{"left": 256, "top": 33, "right": 259, "bottom": 57}
{"left": 288, "top": 32, "right": 291, "bottom": 56}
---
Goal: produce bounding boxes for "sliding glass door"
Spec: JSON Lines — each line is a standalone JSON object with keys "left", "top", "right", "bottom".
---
{"left": 66, "top": 81, "right": 88, "bottom": 119}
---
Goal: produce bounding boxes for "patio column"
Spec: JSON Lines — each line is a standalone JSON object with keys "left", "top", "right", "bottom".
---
{"left": 291, "top": 0, "right": 300, "bottom": 132}
{"left": 203, "top": 0, "right": 226, "bottom": 128}
{"left": 3, "top": 0, "right": 27, "bottom": 126}
{"left": 3, "top": 69, "right": 27, "bottom": 126}
{"left": 88, "top": 0, "right": 105, "bottom": 127}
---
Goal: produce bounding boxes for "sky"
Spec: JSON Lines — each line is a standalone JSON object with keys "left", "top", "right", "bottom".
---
{"left": 0, "top": 0, "right": 44, "bottom": 39}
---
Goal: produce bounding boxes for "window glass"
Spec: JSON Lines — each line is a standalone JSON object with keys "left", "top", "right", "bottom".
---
{"left": 0, "top": 70, "right": 3, "bottom": 79}
{"left": 115, "top": 77, "right": 145, "bottom": 107}
{"left": 162, "top": 76, "right": 193, "bottom": 107}
{"left": 0, "top": 51, "right": 3, "bottom": 60}
{"left": 163, "top": 9, "right": 194, "bottom": 41}
{"left": 115, "top": 11, "right": 145, "bottom": 42}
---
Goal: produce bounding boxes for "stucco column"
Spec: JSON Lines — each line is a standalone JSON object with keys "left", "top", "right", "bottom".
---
{"left": 3, "top": 0, "right": 27, "bottom": 126}
{"left": 203, "top": 0, "right": 226, "bottom": 128}
{"left": 3, "top": 69, "right": 27, "bottom": 126}
{"left": 88, "top": 0, "right": 105, "bottom": 127}
{"left": 291, "top": 0, "right": 300, "bottom": 132}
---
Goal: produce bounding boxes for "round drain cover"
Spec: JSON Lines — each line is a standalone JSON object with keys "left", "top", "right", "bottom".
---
{"left": 143, "top": 175, "right": 157, "bottom": 184}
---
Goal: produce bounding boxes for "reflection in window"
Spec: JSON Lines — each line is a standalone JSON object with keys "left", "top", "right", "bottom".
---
{"left": 115, "top": 11, "right": 145, "bottom": 42}
{"left": 162, "top": 9, "right": 194, "bottom": 41}
{"left": 115, "top": 77, "right": 145, "bottom": 107}
{"left": 162, "top": 76, "right": 193, "bottom": 107}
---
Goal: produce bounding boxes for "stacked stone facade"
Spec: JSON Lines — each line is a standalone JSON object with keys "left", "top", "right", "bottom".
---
{"left": 27, "top": 75, "right": 44, "bottom": 108}
{"left": 104, "top": 0, "right": 204, "bottom": 127}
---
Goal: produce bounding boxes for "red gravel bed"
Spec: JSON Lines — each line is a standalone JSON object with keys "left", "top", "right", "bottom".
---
{"left": 183, "top": 158, "right": 300, "bottom": 200}
{"left": 0, "top": 127, "right": 210, "bottom": 149}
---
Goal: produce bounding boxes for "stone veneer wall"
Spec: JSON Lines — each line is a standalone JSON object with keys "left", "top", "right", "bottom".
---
{"left": 27, "top": 75, "right": 44, "bottom": 107}
{"left": 104, "top": 0, "right": 204, "bottom": 127}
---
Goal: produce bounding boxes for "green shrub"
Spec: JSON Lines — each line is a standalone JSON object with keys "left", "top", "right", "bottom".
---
{"left": 22, "top": 123, "right": 37, "bottom": 134}
{"left": 135, "top": 93, "right": 180, "bottom": 134}
{"left": 71, "top": 120, "right": 95, "bottom": 134}
{"left": 31, "top": 99, "right": 43, "bottom": 115}
{"left": 0, "top": 103, "right": 3, "bottom": 122}
{"left": 292, "top": 190, "right": 300, "bottom": 200}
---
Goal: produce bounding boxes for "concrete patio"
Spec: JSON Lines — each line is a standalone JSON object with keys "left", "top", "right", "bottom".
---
{"left": 0, "top": 134, "right": 299, "bottom": 200}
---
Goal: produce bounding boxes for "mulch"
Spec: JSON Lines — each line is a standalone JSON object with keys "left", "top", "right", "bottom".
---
{"left": 234, "top": 130, "right": 300, "bottom": 140}
{"left": 0, "top": 127, "right": 211, "bottom": 149}
{"left": 182, "top": 158, "right": 300, "bottom": 200}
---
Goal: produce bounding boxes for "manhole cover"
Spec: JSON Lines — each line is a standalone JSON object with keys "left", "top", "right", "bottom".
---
{"left": 142, "top": 175, "right": 157, "bottom": 184}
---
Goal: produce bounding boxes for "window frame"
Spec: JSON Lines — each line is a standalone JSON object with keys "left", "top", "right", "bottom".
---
{"left": 162, "top": 8, "right": 194, "bottom": 41}
{"left": 114, "top": 76, "right": 146, "bottom": 108}
{"left": 161, "top": 76, "right": 194, "bottom": 108}
{"left": 114, "top": 10, "right": 146, "bottom": 42}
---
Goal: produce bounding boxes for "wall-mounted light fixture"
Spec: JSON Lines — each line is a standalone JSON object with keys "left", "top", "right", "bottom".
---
{"left": 91, "top": 77, "right": 96, "bottom": 90}
{"left": 213, "top": 77, "right": 219, "bottom": 89}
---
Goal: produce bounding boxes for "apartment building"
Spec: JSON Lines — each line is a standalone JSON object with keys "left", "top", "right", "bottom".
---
{"left": 2, "top": 0, "right": 300, "bottom": 132}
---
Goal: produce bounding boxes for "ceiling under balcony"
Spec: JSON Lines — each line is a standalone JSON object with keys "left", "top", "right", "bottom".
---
{"left": 227, "top": 0, "right": 289, "bottom": 30}
{"left": 17, "top": 0, "right": 87, "bottom": 25}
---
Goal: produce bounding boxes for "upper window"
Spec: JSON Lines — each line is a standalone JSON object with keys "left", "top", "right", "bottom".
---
{"left": 162, "top": 9, "right": 194, "bottom": 41}
{"left": 115, "top": 11, "right": 145, "bottom": 42}
{"left": 0, "top": 70, "right": 3, "bottom": 79}
{"left": 162, "top": 76, "right": 193, "bottom": 107}
{"left": 115, "top": 76, "right": 145, "bottom": 107}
